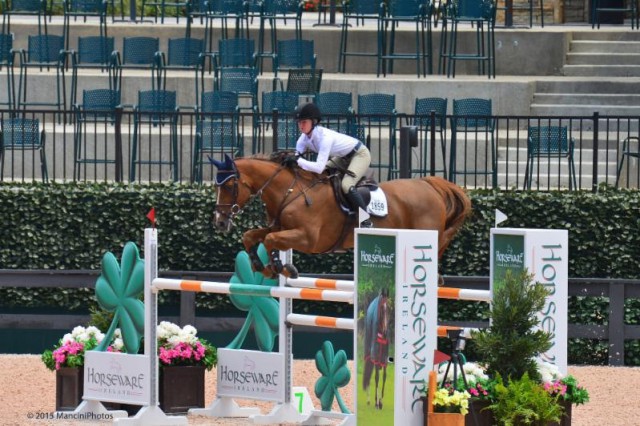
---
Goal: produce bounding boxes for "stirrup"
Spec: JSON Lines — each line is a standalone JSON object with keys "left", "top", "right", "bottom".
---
{"left": 360, "top": 219, "right": 373, "bottom": 228}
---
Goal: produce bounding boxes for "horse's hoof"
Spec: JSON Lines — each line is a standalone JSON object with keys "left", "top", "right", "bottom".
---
{"left": 283, "top": 264, "right": 299, "bottom": 279}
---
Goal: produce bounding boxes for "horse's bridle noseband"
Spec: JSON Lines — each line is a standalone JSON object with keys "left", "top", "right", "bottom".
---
{"left": 214, "top": 166, "right": 242, "bottom": 223}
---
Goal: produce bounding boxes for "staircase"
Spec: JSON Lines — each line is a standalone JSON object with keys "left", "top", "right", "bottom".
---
{"left": 531, "top": 31, "right": 640, "bottom": 118}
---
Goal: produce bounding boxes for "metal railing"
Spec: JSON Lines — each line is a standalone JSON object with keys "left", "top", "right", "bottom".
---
{"left": 1, "top": 270, "right": 638, "bottom": 365}
{"left": 1, "top": 109, "right": 639, "bottom": 190}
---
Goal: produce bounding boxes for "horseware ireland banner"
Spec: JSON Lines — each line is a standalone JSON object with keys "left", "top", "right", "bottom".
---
{"left": 355, "top": 229, "right": 438, "bottom": 426}
{"left": 490, "top": 228, "right": 569, "bottom": 375}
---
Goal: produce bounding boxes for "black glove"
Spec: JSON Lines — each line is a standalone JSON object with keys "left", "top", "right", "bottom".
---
{"left": 282, "top": 153, "right": 299, "bottom": 167}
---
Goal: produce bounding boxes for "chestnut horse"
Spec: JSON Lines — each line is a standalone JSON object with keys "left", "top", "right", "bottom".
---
{"left": 211, "top": 155, "right": 471, "bottom": 278}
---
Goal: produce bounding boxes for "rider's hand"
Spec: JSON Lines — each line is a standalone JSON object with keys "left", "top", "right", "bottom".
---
{"left": 283, "top": 153, "right": 299, "bottom": 167}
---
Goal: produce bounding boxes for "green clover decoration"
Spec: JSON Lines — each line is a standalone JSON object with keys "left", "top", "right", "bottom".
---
{"left": 314, "top": 340, "right": 351, "bottom": 413}
{"left": 226, "top": 243, "right": 279, "bottom": 352}
{"left": 94, "top": 242, "right": 145, "bottom": 354}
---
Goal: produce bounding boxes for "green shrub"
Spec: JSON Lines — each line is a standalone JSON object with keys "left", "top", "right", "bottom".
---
{"left": 1, "top": 182, "right": 639, "bottom": 364}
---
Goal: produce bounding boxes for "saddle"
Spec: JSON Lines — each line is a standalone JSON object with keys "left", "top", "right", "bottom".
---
{"left": 327, "top": 167, "right": 379, "bottom": 214}
{"left": 275, "top": 150, "right": 380, "bottom": 214}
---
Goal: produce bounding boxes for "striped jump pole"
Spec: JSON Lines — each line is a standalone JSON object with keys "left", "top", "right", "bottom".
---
{"left": 286, "top": 277, "right": 355, "bottom": 292}
{"left": 287, "top": 313, "right": 355, "bottom": 330}
{"left": 152, "top": 278, "right": 354, "bottom": 304}
{"left": 437, "top": 287, "right": 492, "bottom": 303}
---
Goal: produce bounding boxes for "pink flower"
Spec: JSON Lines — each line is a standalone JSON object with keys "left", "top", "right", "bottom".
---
{"left": 66, "top": 342, "right": 84, "bottom": 355}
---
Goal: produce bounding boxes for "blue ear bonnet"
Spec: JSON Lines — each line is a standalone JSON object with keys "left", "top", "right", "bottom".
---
{"left": 209, "top": 155, "right": 236, "bottom": 185}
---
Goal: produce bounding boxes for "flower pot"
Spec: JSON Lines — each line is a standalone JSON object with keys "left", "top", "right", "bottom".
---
{"left": 159, "top": 365, "right": 206, "bottom": 414}
{"left": 55, "top": 367, "right": 138, "bottom": 414}
{"left": 56, "top": 367, "right": 84, "bottom": 411}
{"left": 549, "top": 400, "right": 572, "bottom": 426}
{"left": 465, "top": 400, "right": 494, "bottom": 426}
{"left": 428, "top": 412, "right": 466, "bottom": 426}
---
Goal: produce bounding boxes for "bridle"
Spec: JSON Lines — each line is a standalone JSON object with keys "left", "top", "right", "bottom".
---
{"left": 213, "top": 166, "right": 242, "bottom": 224}
{"left": 214, "top": 161, "right": 293, "bottom": 226}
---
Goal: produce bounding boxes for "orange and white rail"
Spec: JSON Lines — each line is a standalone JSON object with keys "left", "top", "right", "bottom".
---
{"left": 437, "top": 287, "right": 491, "bottom": 302}
{"left": 287, "top": 313, "right": 355, "bottom": 330}
{"left": 436, "top": 325, "right": 478, "bottom": 338}
{"left": 286, "top": 277, "right": 355, "bottom": 292}
{"left": 152, "top": 278, "right": 355, "bottom": 304}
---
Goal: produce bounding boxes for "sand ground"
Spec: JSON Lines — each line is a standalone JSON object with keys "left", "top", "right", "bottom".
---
{"left": 1, "top": 355, "right": 637, "bottom": 426}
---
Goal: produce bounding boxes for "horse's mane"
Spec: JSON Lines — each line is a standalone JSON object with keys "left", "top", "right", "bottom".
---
{"left": 237, "top": 153, "right": 326, "bottom": 182}
{"left": 238, "top": 153, "right": 277, "bottom": 162}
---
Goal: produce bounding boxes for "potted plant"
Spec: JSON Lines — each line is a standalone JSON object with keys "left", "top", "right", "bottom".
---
{"left": 42, "top": 321, "right": 217, "bottom": 414}
{"left": 489, "top": 372, "right": 564, "bottom": 426}
{"left": 424, "top": 369, "right": 470, "bottom": 426}
{"left": 41, "top": 326, "right": 120, "bottom": 411}
{"left": 540, "top": 367, "right": 590, "bottom": 426}
{"left": 472, "top": 270, "right": 553, "bottom": 382}
{"left": 437, "top": 361, "right": 496, "bottom": 426}
{"left": 469, "top": 270, "right": 589, "bottom": 425}
{"left": 156, "top": 321, "right": 217, "bottom": 414}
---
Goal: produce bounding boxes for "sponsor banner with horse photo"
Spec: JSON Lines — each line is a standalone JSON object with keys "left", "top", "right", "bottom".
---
{"left": 355, "top": 230, "right": 438, "bottom": 426}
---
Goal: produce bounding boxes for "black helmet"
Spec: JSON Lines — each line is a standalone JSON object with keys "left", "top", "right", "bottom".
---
{"left": 296, "top": 103, "right": 321, "bottom": 123}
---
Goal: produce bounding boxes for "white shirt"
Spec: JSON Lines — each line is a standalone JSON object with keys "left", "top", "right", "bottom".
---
{"left": 295, "top": 125, "right": 361, "bottom": 174}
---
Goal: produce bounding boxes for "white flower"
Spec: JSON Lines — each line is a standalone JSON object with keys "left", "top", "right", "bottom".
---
{"left": 183, "top": 325, "right": 197, "bottom": 336}
{"left": 158, "top": 321, "right": 181, "bottom": 337}
{"left": 437, "top": 362, "right": 488, "bottom": 385}
{"left": 71, "top": 326, "right": 86, "bottom": 338}
{"left": 61, "top": 333, "right": 74, "bottom": 344}
{"left": 167, "top": 335, "right": 183, "bottom": 347}
{"left": 112, "top": 337, "right": 124, "bottom": 351}
{"left": 537, "top": 360, "right": 564, "bottom": 383}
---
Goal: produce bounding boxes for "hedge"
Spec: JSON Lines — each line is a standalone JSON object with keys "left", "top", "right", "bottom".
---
{"left": 0, "top": 182, "right": 638, "bottom": 364}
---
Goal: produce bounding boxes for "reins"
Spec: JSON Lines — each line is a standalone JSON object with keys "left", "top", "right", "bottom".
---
{"left": 215, "top": 162, "right": 325, "bottom": 229}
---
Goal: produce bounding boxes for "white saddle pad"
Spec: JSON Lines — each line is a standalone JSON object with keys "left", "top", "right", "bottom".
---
{"left": 366, "top": 188, "right": 388, "bottom": 217}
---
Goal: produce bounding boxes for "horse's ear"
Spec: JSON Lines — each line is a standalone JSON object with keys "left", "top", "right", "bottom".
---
{"left": 208, "top": 155, "right": 226, "bottom": 170}
{"left": 224, "top": 154, "right": 235, "bottom": 169}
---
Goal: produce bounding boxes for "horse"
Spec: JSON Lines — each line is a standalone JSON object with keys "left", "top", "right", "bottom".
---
{"left": 210, "top": 154, "right": 471, "bottom": 278}
{"left": 362, "top": 289, "right": 390, "bottom": 409}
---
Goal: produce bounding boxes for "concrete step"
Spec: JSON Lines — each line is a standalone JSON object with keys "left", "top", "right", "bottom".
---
{"left": 534, "top": 79, "right": 640, "bottom": 93}
{"left": 566, "top": 52, "right": 640, "bottom": 65}
{"left": 571, "top": 31, "right": 640, "bottom": 42}
{"left": 562, "top": 64, "right": 640, "bottom": 77}
{"left": 532, "top": 93, "right": 640, "bottom": 105}
{"left": 568, "top": 40, "right": 640, "bottom": 54}
{"left": 531, "top": 103, "right": 640, "bottom": 115}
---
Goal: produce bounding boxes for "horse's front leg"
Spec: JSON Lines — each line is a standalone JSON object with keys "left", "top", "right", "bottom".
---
{"left": 261, "top": 229, "right": 312, "bottom": 279}
{"left": 242, "top": 228, "right": 272, "bottom": 272}
{"left": 374, "top": 367, "right": 381, "bottom": 409}
{"left": 380, "top": 365, "right": 387, "bottom": 410}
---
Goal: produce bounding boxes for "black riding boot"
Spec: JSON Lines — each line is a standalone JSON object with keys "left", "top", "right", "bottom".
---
{"left": 346, "top": 187, "right": 373, "bottom": 228}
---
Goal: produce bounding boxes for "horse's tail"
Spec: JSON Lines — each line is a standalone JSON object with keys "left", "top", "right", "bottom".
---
{"left": 422, "top": 176, "right": 472, "bottom": 256}
{"left": 362, "top": 297, "right": 377, "bottom": 391}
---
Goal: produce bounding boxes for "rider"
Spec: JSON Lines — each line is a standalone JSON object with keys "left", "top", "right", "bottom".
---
{"left": 292, "top": 102, "right": 373, "bottom": 228}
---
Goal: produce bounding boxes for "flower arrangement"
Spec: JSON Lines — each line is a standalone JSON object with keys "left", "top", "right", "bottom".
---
{"left": 432, "top": 387, "right": 471, "bottom": 415}
{"left": 156, "top": 321, "right": 217, "bottom": 371}
{"left": 42, "top": 326, "right": 115, "bottom": 371}
{"left": 42, "top": 322, "right": 217, "bottom": 371}
{"left": 437, "top": 361, "right": 496, "bottom": 402}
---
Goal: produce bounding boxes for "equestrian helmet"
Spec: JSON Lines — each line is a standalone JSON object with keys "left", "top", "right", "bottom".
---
{"left": 296, "top": 103, "right": 322, "bottom": 124}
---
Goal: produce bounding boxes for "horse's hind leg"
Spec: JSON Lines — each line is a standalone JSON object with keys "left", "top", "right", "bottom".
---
{"left": 380, "top": 366, "right": 387, "bottom": 409}
{"left": 374, "top": 367, "right": 381, "bottom": 409}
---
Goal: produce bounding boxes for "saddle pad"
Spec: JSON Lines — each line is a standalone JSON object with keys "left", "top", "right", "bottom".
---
{"left": 367, "top": 188, "right": 388, "bottom": 217}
